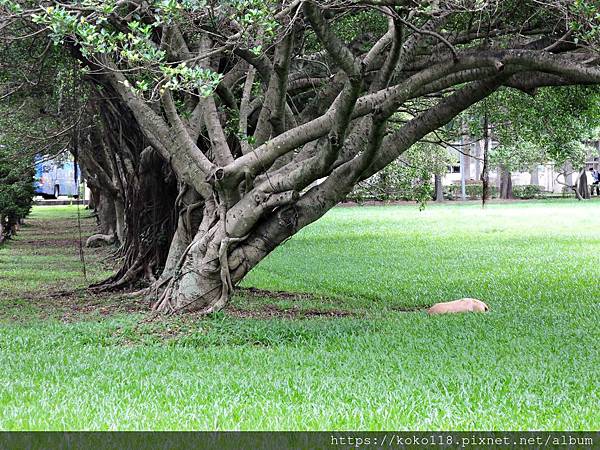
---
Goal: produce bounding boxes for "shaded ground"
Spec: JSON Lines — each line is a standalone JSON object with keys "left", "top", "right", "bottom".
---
{"left": 0, "top": 207, "right": 352, "bottom": 323}
{"left": 0, "top": 208, "right": 122, "bottom": 322}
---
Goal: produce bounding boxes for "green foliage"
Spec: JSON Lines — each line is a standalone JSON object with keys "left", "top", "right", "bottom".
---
{"left": 445, "top": 183, "right": 545, "bottom": 201}
{"left": 232, "top": 0, "right": 279, "bottom": 38}
{"left": 570, "top": 0, "right": 600, "bottom": 47}
{"left": 0, "top": 142, "right": 34, "bottom": 238}
{"left": 446, "top": 182, "right": 499, "bottom": 200}
{"left": 468, "top": 87, "right": 600, "bottom": 171}
{"left": 304, "top": 9, "right": 388, "bottom": 54}
{"left": 334, "top": 10, "right": 387, "bottom": 46}
{"left": 512, "top": 184, "right": 546, "bottom": 199}
{"left": 0, "top": 0, "right": 21, "bottom": 13}
{"left": 348, "top": 159, "right": 433, "bottom": 203}
{"left": 160, "top": 64, "right": 223, "bottom": 96}
{"left": 0, "top": 46, "right": 83, "bottom": 240}
{"left": 349, "top": 142, "right": 452, "bottom": 205}
{"left": 24, "top": 0, "right": 279, "bottom": 99}
{"left": 0, "top": 37, "right": 87, "bottom": 240}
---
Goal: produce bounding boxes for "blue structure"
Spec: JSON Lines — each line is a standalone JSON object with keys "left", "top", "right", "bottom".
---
{"left": 34, "top": 155, "right": 80, "bottom": 198}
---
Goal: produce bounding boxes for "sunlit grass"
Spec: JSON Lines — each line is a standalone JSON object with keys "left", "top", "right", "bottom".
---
{"left": 0, "top": 201, "right": 599, "bottom": 430}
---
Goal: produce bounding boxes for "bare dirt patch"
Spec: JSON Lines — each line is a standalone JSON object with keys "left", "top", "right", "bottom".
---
{"left": 227, "top": 303, "right": 353, "bottom": 319}
{"left": 11, "top": 238, "right": 82, "bottom": 248}
{"left": 7, "top": 286, "right": 149, "bottom": 322}
{"left": 230, "top": 287, "right": 354, "bottom": 319}
{"left": 390, "top": 305, "right": 427, "bottom": 312}
{"left": 237, "top": 286, "right": 326, "bottom": 301}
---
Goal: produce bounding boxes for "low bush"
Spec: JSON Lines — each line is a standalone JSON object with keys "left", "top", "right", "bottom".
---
{"left": 512, "top": 184, "right": 546, "bottom": 199}
{"left": 446, "top": 182, "right": 498, "bottom": 200}
{"left": 347, "top": 160, "right": 433, "bottom": 203}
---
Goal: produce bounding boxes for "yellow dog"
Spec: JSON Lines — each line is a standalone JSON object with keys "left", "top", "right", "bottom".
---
{"left": 427, "top": 298, "right": 489, "bottom": 315}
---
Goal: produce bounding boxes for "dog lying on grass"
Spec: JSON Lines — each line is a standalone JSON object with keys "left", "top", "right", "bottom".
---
{"left": 427, "top": 298, "right": 489, "bottom": 315}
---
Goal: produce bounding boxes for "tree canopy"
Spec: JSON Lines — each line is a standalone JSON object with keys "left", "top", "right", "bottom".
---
{"left": 470, "top": 86, "right": 600, "bottom": 171}
{"left": 1, "top": 0, "right": 600, "bottom": 313}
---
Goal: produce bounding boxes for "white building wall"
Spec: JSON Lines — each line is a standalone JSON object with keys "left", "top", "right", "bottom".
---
{"left": 440, "top": 142, "right": 600, "bottom": 194}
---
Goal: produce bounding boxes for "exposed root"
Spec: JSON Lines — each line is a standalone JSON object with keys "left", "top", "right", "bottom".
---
{"left": 90, "top": 255, "right": 150, "bottom": 293}
{"left": 151, "top": 237, "right": 202, "bottom": 313}
{"left": 150, "top": 276, "right": 176, "bottom": 312}
{"left": 124, "top": 287, "right": 149, "bottom": 298}
{"left": 151, "top": 233, "right": 249, "bottom": 315}
{"left": 145, "top": 261, "right": 157, "bottom": 283}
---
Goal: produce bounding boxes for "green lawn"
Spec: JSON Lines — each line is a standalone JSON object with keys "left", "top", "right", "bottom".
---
{"left": 0, "top": 201, "right": 599, "bottom": 430}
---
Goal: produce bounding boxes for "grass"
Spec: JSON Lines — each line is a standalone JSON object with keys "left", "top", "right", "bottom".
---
{"left": 0, "top": 200, "right": 599, "bottom": 430}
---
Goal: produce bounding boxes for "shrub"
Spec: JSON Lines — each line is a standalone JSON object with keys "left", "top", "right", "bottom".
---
{"left": 347, "top": 160, "right": 433, "bottom": 203}
{"left": 562, "top": 186, "right": 575, "bottom": 197}
{"left": 512, "top": 184, "right": 546, "bottom": 199}
{"left": 446, "top": 182, "right": 498, "bottom": 200}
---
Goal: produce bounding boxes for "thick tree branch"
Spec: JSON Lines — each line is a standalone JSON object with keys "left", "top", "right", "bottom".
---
{"left": 303, "top": 1, "right": 362, "bottom": 78}
{"left": 254, "top": 30, "right": 295, "bottom": 145}
{"left": 161, "top": 90, "right": 217, "bottom": 176}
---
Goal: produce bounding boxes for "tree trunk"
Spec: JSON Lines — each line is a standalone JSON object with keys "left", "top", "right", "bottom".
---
{"left": 152, "top": 203, "right": 296, "bottom": 314}
{"left": 499, "top": 167, "right": 513, "bottom": 199}
{"left": 564, "top": 162, "right": 573, "bottom": 186}
{"left": 578, "top": 170, "right": 590, "bottom": 199}
{"left": 474, "top": 140, "right": 482, "bottom": 181}
{"left": 114, "top": 198, "right": 125, "bottom": 245}
{"left": 530, "top": 166, "right": 539, "bottom": 186}
{"left": 153, "top": 224, "right": 229, "bottom": 314}
{"left": 496, "top": 168, "right": 502, "bottom": 192}
{"left": 434, "top": 174, "right": 444, "bottom": 202}
{"left": 96, "top": 193, "right": 117, "bottom": 237}
{"left": 155, "top": 187, "right": 204, "bottom": 282}
{"left": 463, "top": 145, "right": 471, "bottom": 181}
{"left": 2, "top": 215, "right": 17, "bottom": 241}
{"left": 86, "top": 192, "right": 118, "bottom": 247}
{"left": 87, "top": 188, "right": 96, "bottom": 210}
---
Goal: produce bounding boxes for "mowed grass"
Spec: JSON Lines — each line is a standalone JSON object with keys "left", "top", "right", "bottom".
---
{"left": 0, "top": 207, "right": 112, "bottom": 297}
{"left": 0, "top": 201, "right": 599, "bottom": 430}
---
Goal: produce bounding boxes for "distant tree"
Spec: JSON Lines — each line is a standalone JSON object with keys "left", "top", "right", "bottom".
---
{"left": 468, "top": 86, "right": 600, "bottom": 198}
{"left": 0, "top": 41, "right": 81, "bottom": 241}
{"left": 0, "top": 36, "right": 182, "bottom": 285}
{"left": 349, "top": 140, "right": 452, "bottom": 204}
{"left": 0, "top": 121, "right": 34, "bottom": 242}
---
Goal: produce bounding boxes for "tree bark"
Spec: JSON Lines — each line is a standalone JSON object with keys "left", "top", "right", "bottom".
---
{"left": 578, "top": 170, "right": 590, "bottom": 199}
{"left": 530, "top": 166, "right": 539, "bottom": 185}
{"left": 564, "top": 162, "right": 573, "bottom": 186}
{"left": 474, "top": 139, "right": 482, "bottom": 181}
{"left": 434, "top": 174, "right": 444, "bottom": 202}
{"left": 154, "top": 186, "right": 204, "bottom": 283}
{"left": 114, "top": 198, "right": 125, "bottom": 245}
{"left": 81, "top": 89, "right": 180, "bottom": 291}
{"left": 499, "top": 166, "right": 513, "bottom": 199}
{"left": 463, "top": 144, "right": 471, "bottom": 181}
{"left": 96, "top": 192, "right": 117, "bottom": 237}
